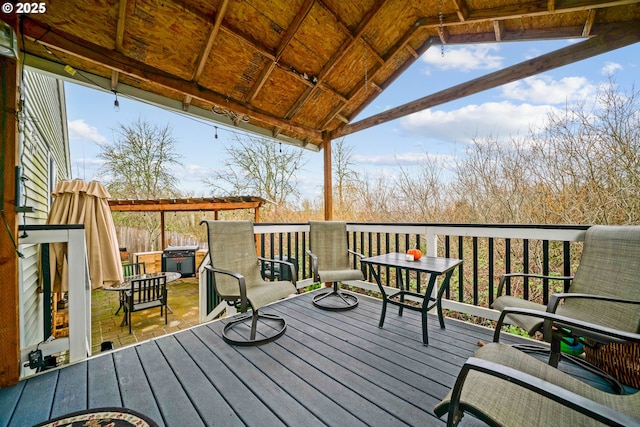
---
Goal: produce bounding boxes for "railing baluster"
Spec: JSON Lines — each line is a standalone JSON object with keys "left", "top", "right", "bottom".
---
{"left": 543, "top": 240, "right": 550, "bottom": 304}
{"left": 523, "top": 239, "right": 529, "bottom": 300}
{"left": 488, "top": 237, "right": 494, "bottom": 304}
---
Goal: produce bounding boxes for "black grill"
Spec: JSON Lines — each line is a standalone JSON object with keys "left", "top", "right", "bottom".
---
{"left": 162, "top": 245, "right": 199, "bottom": 277}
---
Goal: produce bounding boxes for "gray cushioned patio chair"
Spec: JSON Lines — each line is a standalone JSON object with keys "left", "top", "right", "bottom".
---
{"left": 491, "top": 225, "right": 640, "bottom": 372}
{"left": 435, "top": 309, "right": 640, "bottom": 426}
{"left": 307, "top": 221, "right": 364, "bottom": 311}
{"left": 434, "top": 342, "right": 640, "bottom": 426}
{"left": 201, "top": 220, "right": 297, "bottom": 346}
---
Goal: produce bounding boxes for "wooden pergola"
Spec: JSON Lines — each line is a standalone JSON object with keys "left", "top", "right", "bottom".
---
{"left": 108, "top": 196, "right": 267, "bottom": 249}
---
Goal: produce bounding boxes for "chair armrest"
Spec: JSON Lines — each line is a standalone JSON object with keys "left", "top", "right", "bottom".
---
{"left": 494, "top": 307, "right": 640, "bottom": 345}
{"left": 548, "top": 292, "right": 640, "bottom": 313}
{"left": 348, "top": 249, "right": 365, "bottom": 259}
{"left": 496, "top": 273, "right": 574, "bottom": 297}
{"left": 258, "top": 256, "right": 298, "bottom": 286}
{"left": 203, "top": 264, "right": 249, "bottom": 312}
{"left": 306, "top": 249, "right": 319, "bottom": 282}
{"left": 439, "top": 356, "right": 637, "bottom": 427}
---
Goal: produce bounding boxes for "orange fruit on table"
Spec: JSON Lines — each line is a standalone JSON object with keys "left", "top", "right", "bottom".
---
{"left": 407, "top": 248, "right": 422, "bottom": 260}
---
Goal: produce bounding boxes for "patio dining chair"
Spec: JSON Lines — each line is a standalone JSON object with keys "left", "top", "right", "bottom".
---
{"left": 307, "top": 221, "right": 364, "bottom": 311}
{"left": 491, "top": 225, "right": 640, "bottom": 388}
{"left": 201, "top": 220, "right": 298, "bottom": 346}
{"left": 117, "top": 262, "right": 147, "bottom": 314}
{"left": 125, "top": 275, "right": 167, "bottom": 334}
{"left": 434, "top": 341, "right": 640, "bottom": 426}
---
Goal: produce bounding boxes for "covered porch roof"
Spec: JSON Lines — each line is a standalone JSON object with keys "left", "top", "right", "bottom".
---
{"left": 2, "top": 0, "right": 640, "bottom": 387}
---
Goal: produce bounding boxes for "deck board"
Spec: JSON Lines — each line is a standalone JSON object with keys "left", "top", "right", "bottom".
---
{"left": 87, "top": 355, "right": 122, "bottom": 408}
{"left": 0, "top": 290, "right": 621, "bottom": 427}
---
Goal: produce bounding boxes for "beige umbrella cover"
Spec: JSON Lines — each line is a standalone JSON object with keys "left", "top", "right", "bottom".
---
{"left": 46, "top": 179, "right": 123, "bottom": 291}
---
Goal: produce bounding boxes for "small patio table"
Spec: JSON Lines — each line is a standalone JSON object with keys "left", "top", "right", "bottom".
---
{"left": 361, "top": 252, "right": 462, "bottom": 345}
{"left": 104, "top": 271, "right": 182, "bottom": 326}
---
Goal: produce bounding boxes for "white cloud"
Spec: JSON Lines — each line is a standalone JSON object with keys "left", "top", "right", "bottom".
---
{"left": 501, "top": 75, "right": 596, "bottom": 104}
{"left": 601, "top": 61, "right": 622, "bottom": 76}
{"left": 400, "top": 101, "right": 555, "bottom": 142}
{"left": 421, "top": 45, "right": 503, "bottom": 73}
{"left": 68, "top": 119, "right": 109, "bottom": 146}
{"left": 353, "top": 152, "right": 451, "bottom": 167}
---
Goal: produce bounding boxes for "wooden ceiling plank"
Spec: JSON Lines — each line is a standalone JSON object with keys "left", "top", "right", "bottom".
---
{"left": 284, "top": 0, "right": 387, "bottom": 120}
{"left": 21, "top": 18, "right": 322, "bottom": 141}
{"left": 246, "top": 0, "right": 315, "bottom": 103}
{"left": 192, "top": 0, "right": 230, "bottom": 82}
{"left": 115, "top": 0, "right": 127, "bottom": 51}
{"left": 338, "top": 18, "right": 429, "bottom": 121}
{"left": 334, "top": 22, "right": 640, "bottom": 138}
{"left": 219, "top": 26, "right": 276, "bottom": 61}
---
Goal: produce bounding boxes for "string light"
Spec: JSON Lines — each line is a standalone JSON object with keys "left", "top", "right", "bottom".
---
{"left": 214, "top": 126, "right": 218, "bottom": 139}
{"left": 112, "top": 90, "right": 120, "bottom": 112}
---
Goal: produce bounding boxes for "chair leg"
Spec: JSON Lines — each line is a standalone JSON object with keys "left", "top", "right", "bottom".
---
{"left": 222, "top": 310, "right": 287, "bottom": 346}
{"left": 312, "top": 282, "right": 359, "bottom": 311}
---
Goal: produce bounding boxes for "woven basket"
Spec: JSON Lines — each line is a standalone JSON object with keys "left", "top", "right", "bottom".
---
{"left": 583, "top": 340, "right": 640, "bottom": 389}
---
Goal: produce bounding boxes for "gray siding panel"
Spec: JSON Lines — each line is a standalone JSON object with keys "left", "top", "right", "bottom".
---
{"left": 19, "top": 69, "right": 70, "bottom": 352}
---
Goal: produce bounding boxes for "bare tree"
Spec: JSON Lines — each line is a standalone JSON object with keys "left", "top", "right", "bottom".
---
{"left": 97, "top": 118, "right": 182, "bottom": 249}
{"left": 332, "top": 138, "right": 360, "bottom": 216}
{"left": 98, "top": 118, "right": 181, "bottom": 198}
{"left": 204, "top": 134, "right": 308, "bottom": 214}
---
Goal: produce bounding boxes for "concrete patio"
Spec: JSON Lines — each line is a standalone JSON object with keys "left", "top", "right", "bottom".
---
{"left": 90, "top": 277, "right": 201, "bottom": 353}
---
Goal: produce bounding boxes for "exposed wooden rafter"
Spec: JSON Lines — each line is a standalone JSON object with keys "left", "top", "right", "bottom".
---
{"left": 284, "top": 0, "right": 387, "bottom": 120}
{"left": 21, "top": 17, "right": 323, "bottom": 141}
{"left": 333, "top": 22, "right": 640, "bottom": 138}
{"left": 110, "top": 0, "right": 128, "bottom": 90}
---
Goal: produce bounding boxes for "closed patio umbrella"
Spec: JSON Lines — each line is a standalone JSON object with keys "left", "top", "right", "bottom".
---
{"left": 47, "top": 179, "right": 123, "bottom": 291}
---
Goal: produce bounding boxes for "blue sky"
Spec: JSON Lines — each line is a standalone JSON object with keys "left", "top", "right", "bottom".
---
{"left": 64, "top": 39, "right": 639, "bottom": 200}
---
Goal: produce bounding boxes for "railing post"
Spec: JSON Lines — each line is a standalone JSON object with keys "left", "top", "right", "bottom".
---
{"left": 426, "top": 226, "right": 437, "bottom": 257}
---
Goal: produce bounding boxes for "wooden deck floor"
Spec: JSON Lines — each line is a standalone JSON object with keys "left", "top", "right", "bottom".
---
{"left": 0, "top": 291, "right": 609, "bottom": 427}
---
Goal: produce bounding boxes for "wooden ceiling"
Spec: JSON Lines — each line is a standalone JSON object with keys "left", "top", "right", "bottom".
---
{"left": 10, "top": 0, "right": 640, "bottom": 150}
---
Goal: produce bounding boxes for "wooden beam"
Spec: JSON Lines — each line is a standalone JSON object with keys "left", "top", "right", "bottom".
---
{"left": 108, "top": 201, "right": 264, "bottom": 212}
{"left": 583, "top": 9, "right": 596, "bottom": 37}
{"left": 333, "top": 22, "right": 640, "bottom": 138}
{"left": 284, "top": 0, "right": 387, "bottom": 120}
{"left": 323, "top": 134, "right": 333, "bottom": 220}
{"left": 115, "top": 0, "right": 127, "bottom": 51}
{"left": 0, "top": 17, "right": 20, "bottom": 387}
{"left": 160, "top": 211, "right": 165, "bottom": 250}
{"left": 246, "top": 0, "right": 314, "bottom": 103}
{"left": 191, "top": 0, "right": 229, "bottom": 82}
{"left": 493, "top": 20, "right": 505, "bottom": 41}
{"left": 21, "top": 18, "right": 322, "bottom": 141}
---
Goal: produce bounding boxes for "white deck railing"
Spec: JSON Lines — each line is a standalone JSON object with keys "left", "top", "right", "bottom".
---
{"left": 19, "top": 225, "right": 91, "bottom": 379}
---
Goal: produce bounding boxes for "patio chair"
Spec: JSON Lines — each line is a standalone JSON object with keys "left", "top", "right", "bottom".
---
{"left": 435, "top": 310, "right": 640, "bottom": 426}
{"left": 126, "top": 275, "right": 167, "bottom": 334}
{"left": 491, "top": 225, "right": 640, "bottom": 388}
{"left": 122, "top": 261, "right": 146, "bottom": 277}
{"left": 117, "top": 262, "right": 146, "bottom": 314}
{"left": 307, "top": 221, "right": 364, "bottom": 311}
{"left": 201, "top": 220, "right": 297, "bottom": 346}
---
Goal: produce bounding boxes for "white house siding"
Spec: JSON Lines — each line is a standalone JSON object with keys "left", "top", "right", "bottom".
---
{"left": 19, "top": 68, "right": 70, "bottom": 349}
